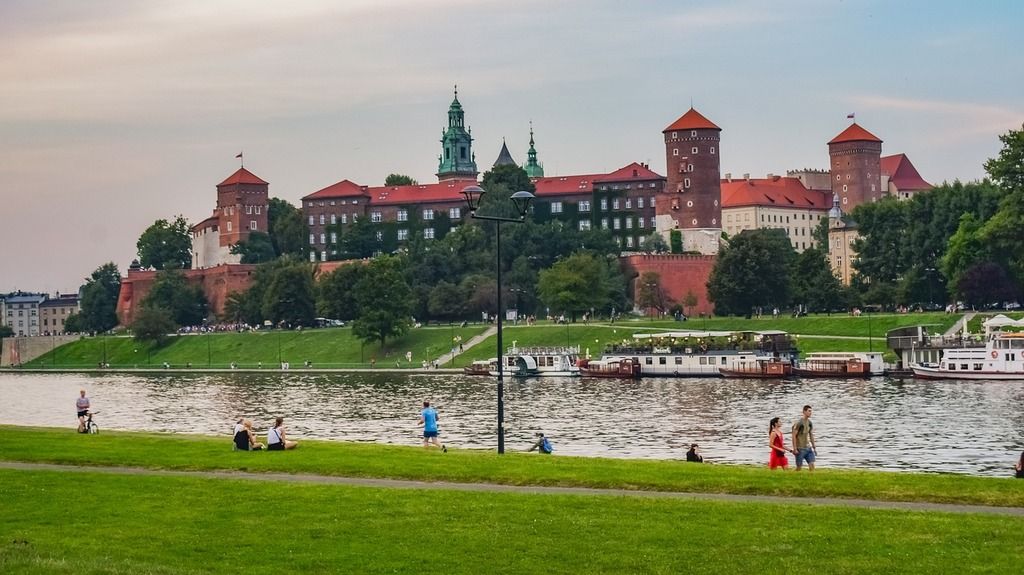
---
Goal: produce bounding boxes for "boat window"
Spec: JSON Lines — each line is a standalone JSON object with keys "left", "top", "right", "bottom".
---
{"left": 960, "top": 364, "right": 969, "bottom": 370}
{"left": 948, "top": 364, "right": 955, "bottom": 370}
{"left": 699, "top": 357, "right": 707, "bottom": 365}
{"left": 646, "top": 357, "right": 653, "bottom": 365}
{"left": 674, "top": 357, "right": 682, "bottom": 365}
{"left": 1012, "top": 339, "right": 1024, "bottom": 349}
{"left": 659, "top": 357, "right": 667, "bottom": 365}
{"left": 973, "top": 363, "right": 983, "bottom": 370}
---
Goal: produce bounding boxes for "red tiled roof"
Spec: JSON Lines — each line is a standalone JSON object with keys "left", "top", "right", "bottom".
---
{"left": 218, "top": 167, "right": 268, "bottom": 187}
{"left": 367, "top": 179, "right": 477, "bottom": 206}
{"left": 190, "top": 214, "right": 219, "bottom": 233}
{"left": 663, "top": 108, "right": 720, "bottom": 132}
{"left": 533, "top": 174, "right": 601, "bottom": 196}
{"left": 720, "top": 177, "right": 832, "bottom": 210}
{"left": 595, "top": 162, "right": 664, "bottom": 183}
{"left": 303, "top": 179, "right": 368, "bottom": 200}
{"left": 881, "top": 154, "right": 931, "bottom": 191}
{"left": 828, "top": 123, "right": 882, "bottom": 145}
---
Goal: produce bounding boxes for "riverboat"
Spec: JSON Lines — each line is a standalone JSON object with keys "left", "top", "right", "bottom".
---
{"left": 577, "top": 357, "right": 642, "bottom": 379}
{"left": 463, "top": 359, "right": 496, "bottom": 376}
{"left": 600, "top": 331, "right": 796, "bottom": 377}
{"left": 912, "top": 330, "right": 1024, "bottom": 380}
{"left": 492, "top": 344, "right": 580, "bottom": 377}
{"left": 719, "top": 358, "right": 793, "bottom": 379}
{"left": 793, "top": 352, "right": 884, "bottom": 378}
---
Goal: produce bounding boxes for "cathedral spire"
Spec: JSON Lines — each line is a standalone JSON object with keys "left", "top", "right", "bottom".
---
{"left": 437, "top": 86, "right": 478, "bottom": 181}
{"left": 524, "top": 121, "right": 544, "bottom": 178}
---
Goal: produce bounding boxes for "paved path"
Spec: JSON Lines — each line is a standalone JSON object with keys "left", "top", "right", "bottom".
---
{"left": 434, "top": 326, "right": 497, "bottom": 366}
{"left": 944, "top": 312, "right": 976, "bottom": 337}
{"left": 2, "top": 461, "right": 1021, "bottom": 517}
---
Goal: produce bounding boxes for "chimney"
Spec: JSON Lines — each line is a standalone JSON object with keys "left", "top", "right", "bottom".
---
{"left": 767, "top": 173, "right": 774, "bottom": 179}
{"left": 772, "top": 174, "right": 781, "bottom": 182}
{"left": 725, "top": 172, "right": 732, "bottom": 182}
{"left": 743, "top": 173, "right": 750, "bottom": 181}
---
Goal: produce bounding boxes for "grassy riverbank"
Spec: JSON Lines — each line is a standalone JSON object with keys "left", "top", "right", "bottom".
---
{"left": 3, "top": 426, "right": 1021, "bottom": 507}
{"left": 3, "top": 468, "right": 1021, "bottom": 575}
{"left": 20, "top": 312, "right": 956, "bottom": 369}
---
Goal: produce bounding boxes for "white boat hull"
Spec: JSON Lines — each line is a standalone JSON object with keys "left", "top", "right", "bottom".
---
{"left": 912, "top": 365, "right": 1024, "bottom": 381}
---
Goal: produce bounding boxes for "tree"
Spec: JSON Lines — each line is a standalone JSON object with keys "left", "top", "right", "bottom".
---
{"left": 351, "top": 256, "right": 413, "bottom": 348}
{"left": 850, "top": 197, "right": 908, "bottom": 286}
{"left": 635, "top": 272, "right": 669, "bottom": 317}
{"left": 954, "top": 262, "right": 1019, "bottom": 308}
{"left": 0, "top": 325, "right": 13, "bottom": 338}
{"left": 384, "top": 174, "right": 418, "bottom": 186}
{"left": 669, "top": 230, "right": 683, "bottom": 253}
{"left": 338, "top": 216, "right": 379, "bottom": 259}
{"left": 137, "top": 215, "right": 192, "bottom": 270}
{"left": 683, "top": 291, "right": 699, "bottom": 317}
{"left": 268, "top": 198, "right": 306, "bottom": 257}
{"left": 230, "top": 231, "right": 277, "bottom": 264}
{"left": 790, "top": 247, "right": 845, "bottom": 312}
{"left": 643, "top": 232, "right": 670, "bottom": 254}
{"left": 316, "top": 263, "right": 365, "bottom": 321}
{"left": 984, "top": 123, "right": 1024, "bottom": 193}
{"left": 262, "top": 260, "right": 317, "bottom": 327}
{"left": 79, "top": 262, "right": 121, "bottom": 332}
{"left": 142, "top": 268, "right": 208, "bottom": 327}
{"left": 940, "top": 213, "right": 990, "bottom": 295}
{"left": 427, "top": 280, "right": 465, "bottom": 322}
{"left": 706, "top": 229, "right": 796, "bottom": 316}
{"left": 62, "top": 313, "right": 85, "bottom": 334}
{"left": 132, "top": 306, "right": 176, "bottom": 347}
{"left": 537, "top": 252, "right": 626, "bottom": 320}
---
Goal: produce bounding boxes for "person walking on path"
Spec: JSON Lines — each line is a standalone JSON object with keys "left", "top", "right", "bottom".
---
{"left": 418, "top": 400, "right": 446, "bottom": 452}
{"left": 791, "top": 405, "right": 817, "bottom": 471}
{"left": 76, "top": 390, "right": 91, "bottom": 433}
{"left": 768, "top": 417, "right": 792, "bottom": 470}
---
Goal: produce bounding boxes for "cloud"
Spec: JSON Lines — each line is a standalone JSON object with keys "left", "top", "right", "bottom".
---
{"left": 850, "top": 94, "right": 1022, "bottom": 136}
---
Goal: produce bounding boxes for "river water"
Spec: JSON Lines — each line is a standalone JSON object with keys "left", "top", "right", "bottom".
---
{"left": 4, "top": 371, "right": 1024, "bottom": 477}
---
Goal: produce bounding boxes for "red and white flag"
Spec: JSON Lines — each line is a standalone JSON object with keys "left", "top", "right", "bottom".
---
{"left": 235, "top": 152, "right": 243, "bottom": 159}
{"left": 846, "top": 113, "right": 855, "bottom": 119}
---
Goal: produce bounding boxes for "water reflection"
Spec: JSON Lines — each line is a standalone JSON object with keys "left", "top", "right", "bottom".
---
{"left": 4, "top": 372, "right": 1023, "bottom": 477}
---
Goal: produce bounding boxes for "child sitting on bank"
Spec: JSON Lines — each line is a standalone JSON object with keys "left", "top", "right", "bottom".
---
{"left": 527, "top": 432, "right": 553, "bottom": 454}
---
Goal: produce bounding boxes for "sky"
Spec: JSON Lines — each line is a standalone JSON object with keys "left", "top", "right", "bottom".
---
{"left": 1, "top": 0, "right": 1022, "bottom": 294}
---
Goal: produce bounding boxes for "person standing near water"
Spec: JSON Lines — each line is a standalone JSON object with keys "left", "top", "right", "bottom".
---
{"left": 791, "top": 405, "right": 817, "bottom": 471}
{"left": 418, "top": 400, "right": 446, "bottom": 452}
{"left": 76, "top": 390, "right": 90, "bottom": 432}
{"left": 768, "top": 417, "right": 792, "bottom": 470}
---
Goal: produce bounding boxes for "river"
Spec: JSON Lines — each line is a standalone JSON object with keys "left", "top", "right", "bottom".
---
{"left": 4, "top": 371, "right": 1023, "bottom": 477}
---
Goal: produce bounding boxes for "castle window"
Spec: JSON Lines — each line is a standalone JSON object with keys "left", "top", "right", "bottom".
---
{"left": 710, "top": 147, "right": 716, "bottom": 154}
{"left": 460, "top": 147, "right": 466, "bottom": 159}
{"left": 712, "top": 218, "right": 717, "bottom": 225}
{"left": 692, "top": 147, "right": 699, "bottom": 154}
{"left": 637, "top": 197, "right": 644, "bottom": 209}
{"left": 445, "top": 148, "right": 450, "bottom": 160}
{"left": 638, "top": 235, "right": 646, "bottom": 246}
{"left": 613, "top": 218, "right": 621, "bottom": 230}
{"left": 673, "top": 148, "right": 679, "bottom": 156}
{"left": 579, "top": 200, "right": 591, "bottom": 212}
{"left": 398, "top": 229, "right": 408, "bottom": 241}
{"left": 847, "top": 174, "right": 851, "bottom": 180}
{"left": 309, "top": 234, "right": 315, "bottom": 245}
{"left": 246, "top": 205, "right": 252, "bottom": 215}
{"left": 423, "top": 228, "right": 435, "bottom": 239}
{"left": 226, "top": 221, "right": 232, "bottom": 232}
{"left": 691, "top": 130, "right": 697, "bottom": 137}
{"left": 625, "top": 198, "right": 632, "bottom": 209}
{"left": 449, "top": 207, "right": 461, "bottom": 219}
{"left": 330, "top": 232, "right": 337, "bottom": 243}
{"left": 578, "top": 220, "right": 591, "bottom": 231}
{"left": 672, "top": 132, "right": 678, "bottom": 139}
{"left": 329, "top": 201, "right": 335, "bottom": 206}
{"left": 551, "top": 201, "right": 563, "bottom": 214}
{"left": 650, "top": 196, "right": 656, "bottom": 207}
{"left": 321, "top": 251, "right": 327, "bottom": 262}
{"left": 836, "top": 175, "right": 841, "bottom": 181}
{"left": 842, "top": 197, "right": 848, "bottom": 205}
{"left": 341, "top": 214, "right": 348, "bottom": 224}
{"left": 328, "top": 214, "right": 335, "bottom": 225}
{"left": 688, "top": 164, "right": 694, "bottom": 172}
{"left": 692, "top": 218, "right": 698, "bottom": 225}
{"left": 375, "top": 231, "right": 383, "bottom": 242}
{"left": 600, "top": 199, "right": 608, "bottom": 211}
{"left": 601, "top": 218, "right": 609, "bottom": 229}
{"left": 319, "top": 214, "right": 325, "bottom": 225}
{"left": 626, "top": 236, "right": 634, "bottom": 247}
{"left": 638, "top": 217, "right": 645, "bottom": 228}
{"left": 684, "top": 178, "right": 691, "bottom": 188}
{"left": 309, "top": 252, "right": 316, "bottom": 262}
{"left": 686, "top": 200, "right": 694, "bottom": 208}
{"left": 612, "top": 198, "right": 620, "bottom": 210}
{"left": 625, "top": 218, "right": 633, "bottom": 229}
{"left": 842, "top": 185, "right": 848, "bottom": 192}
{"left": 249, "top": 221, "right": 257, "bottom": 231}
{"left": 423, "top": 209, "right": 434, "bottom": 220}
{"left": 320, "top": 233, "right": 326, "bottom": 244}
{"left": 650, "top": 216, "right": 656, "bottom": 227}
{"left": 371, "top": 211, "right": 382, "bottom": 223}
{"left": 308, "top": 215, "right": 314, "bottom": 226}
{"left": 397, "top": 209, "right": 408, "bottom": 222}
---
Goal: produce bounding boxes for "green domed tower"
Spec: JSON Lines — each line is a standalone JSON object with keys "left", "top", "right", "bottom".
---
{"left": 436, "top": 86, "right": 479, "bottom": 182}
{"left": 524, "top": 122, "right": 544, "bottom": 178}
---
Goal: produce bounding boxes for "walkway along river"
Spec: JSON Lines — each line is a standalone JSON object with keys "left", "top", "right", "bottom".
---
{"left": 3, "top": 371, "right": 1023, "bottom": 477}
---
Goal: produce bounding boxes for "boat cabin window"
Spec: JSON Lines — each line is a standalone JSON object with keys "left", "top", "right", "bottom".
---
{"left": 645, "top": 357, "right": 653, "bottom": 365}
{"left": 659, "top": 357, "right": 667, "bottom": 365}
{"left": 699, "top": 357, "right": 707, "bottom": 365}
{"left": 974, "top": 363, "right": 983, "bottom": 370}
{"left": 948, "top": 364, "right": 955, "bottom": 370}
{"left": 1012, "top": 339, "right": 1024, "bottom": 349}
{"left": 960, "top": 364, "right": 969, "bottom": 371}
{"left": 674, "top": 357, "right": 683, "bottom": 365}
{"left": 720, "top": 357, "right": 726, "bottom": 364}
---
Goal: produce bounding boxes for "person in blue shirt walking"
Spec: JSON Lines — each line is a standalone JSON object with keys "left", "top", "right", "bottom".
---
{"left": 418, "top": 400, "right": 446, "bottom": 452}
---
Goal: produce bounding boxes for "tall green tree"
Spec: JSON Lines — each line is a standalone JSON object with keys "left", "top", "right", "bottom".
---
{"left": 427, "top": 280, "right": 465, "bottom": 322}
{"left": 137, "top": 215, "right": 192, "bottom": 270}
{"left": 384, "top": 174, "right": 418, "bottom": 186}
{"left": 706, "top": 229, "right": 796, "bottom": 316}
{"left": 643, "top": 232, "right": 670, "bottom": 254}
{"left": 262, "top": 259, "right": 317, "bottom": 327}
{"left": 268, "top": 198, "right": 306, "bottom": 257}
{"left": 984, "top": 123, "right": 1024, "bottom": 193}
{"left": 351, "top": 256, "right": 413, "bottom": 348}
{"left": 316, "top": 263, "right": 365, "bottom": 321}
{"left": 635, "top": 271, "right": 669, "bottom": 316}
{"left": 79, "top": 262, "right": 121, "bottom": 332}
{"left": 790, "top": 247, "right": 845, "bottom": 312}
{"left": 955, "top": 262, "right": 1019, "bottom": 308}
{"left": 537, "top": 252, "right": 626, "bottom": 320}
{"left": 229, "top": 231, "right": 277, "bottom": 264}
{"left": 142, "top": 268, "right": 208, "bottom": 327}
{"left": 132, "top": 306, "right": 177, "bottom": 347}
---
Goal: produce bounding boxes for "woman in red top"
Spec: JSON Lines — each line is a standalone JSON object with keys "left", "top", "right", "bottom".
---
{"left": 768, "top": 417, "right": 792, "bottom": 470}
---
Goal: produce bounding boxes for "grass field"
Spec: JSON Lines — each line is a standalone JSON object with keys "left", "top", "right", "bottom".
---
{"left": 4, "top": 427, "right": 1022, "bottom": 507}
{"left": 22, "top": 312, "right": 956, "bottom": 369}
{"left": 2, "top": 468, "right": 1022, "bottom": 575}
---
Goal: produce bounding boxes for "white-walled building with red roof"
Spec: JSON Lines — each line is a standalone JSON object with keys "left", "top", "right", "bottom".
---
{"left": 720, "top": 174, "right": 832, "bottom": 252}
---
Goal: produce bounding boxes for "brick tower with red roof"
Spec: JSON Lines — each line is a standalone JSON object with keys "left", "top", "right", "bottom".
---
{"left": 828, "top": 123, "right": 882, "bottom": 211}
{"left": 191, "top": 167, "right": 269, "bottom": 268}
{"left": 658, "top": 108, "right": 722, "bottom": 254}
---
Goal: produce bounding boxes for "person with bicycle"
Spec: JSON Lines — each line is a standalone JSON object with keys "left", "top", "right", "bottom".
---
{"left": 76, "top": 390, "right": 90, "bottom": 433}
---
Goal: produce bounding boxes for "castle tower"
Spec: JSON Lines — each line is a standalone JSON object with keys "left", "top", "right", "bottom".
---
{"left": 828, "top": 123, "right": 882, "bottom": 211}
{"left": 192, "top": 167, "right": 269, "bottom": 269}
{"left": 436, "top": 86, "right": 479, "bottom": 182}
{"left": 524, "top": 123, "right": 544, "bottom": 178}
{"left": 658, "top": 108, "right": 722, "bottom": 254}
{"left": 492, "top": 139, "right": 517, "bottom": 168}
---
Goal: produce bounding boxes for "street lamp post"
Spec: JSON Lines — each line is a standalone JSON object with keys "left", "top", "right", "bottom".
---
{"left": 462, "top": 185, "right": 534, "bottom": 455}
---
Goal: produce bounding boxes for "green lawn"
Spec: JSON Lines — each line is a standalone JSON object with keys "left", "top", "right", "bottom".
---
{"left": 2, "top": 468, "right": 1021, "bottom": 574}
{"left": 3, "top": 426, "right": 1022, "bottom": 507}
{"left": 25, "top": 325, "right": 486, "bottom": 369}
{"left": 966, "top": 311, "right": 1023, "bottom": 334}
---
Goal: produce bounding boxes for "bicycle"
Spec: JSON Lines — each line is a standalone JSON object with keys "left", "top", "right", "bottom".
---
{"left": 79, "top": 411, "right": 99, "bottom": 434}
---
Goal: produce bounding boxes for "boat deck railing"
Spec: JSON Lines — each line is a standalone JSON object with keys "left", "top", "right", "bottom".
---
{"left": 507, "top": 345, "right": 581, "bottom": 356}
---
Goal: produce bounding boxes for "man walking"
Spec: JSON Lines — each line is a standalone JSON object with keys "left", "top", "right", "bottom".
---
{"left": 418, "top": 400, "right": 446, "bottom": 452}
{"left": 791, "top": 405, "right": 816, "bottom": 471}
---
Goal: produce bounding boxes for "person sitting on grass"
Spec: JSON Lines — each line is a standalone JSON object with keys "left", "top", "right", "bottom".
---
{"left": 685, "top": 443, "right": 703, "bottom": 463}
{"left": 1015, "top": 451, "right": 1024, "bottom": 479}
{"left": 267, "top": 417, "right": 298, "bottom": 450}
{"left": 527, "top": 432, "right": 553, "bottom": 454}
{"left": 234, "top": 420, "right": 264, "bottom": 451}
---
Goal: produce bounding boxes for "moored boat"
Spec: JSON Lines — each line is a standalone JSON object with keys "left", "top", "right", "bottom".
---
{"left": 463, "top": 359, "right": 496, "bottom": 376}
{"left": 578, "top": 357, "right": 642, "bottom": 379}
{"left": 719, "top": 358, "right": 793, "bottom": 379}
{"left": 912, "top": 330, "right": 1024, "bottom": 380}
{"left": 600, "top": 331, "right": 797, "bottom": 377}
{"left": 494, "top": 344, "right": 580, "bottom": 377}
{"left": 794, "top": 352, "right": 884, "bottom": 378}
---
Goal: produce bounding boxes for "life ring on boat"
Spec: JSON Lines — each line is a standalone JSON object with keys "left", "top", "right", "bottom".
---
{"left": 991, "top": 350, "right": 998, "bottom": 359}
{"left": 673, "top": 370, "right": 679, "bottom": 376}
